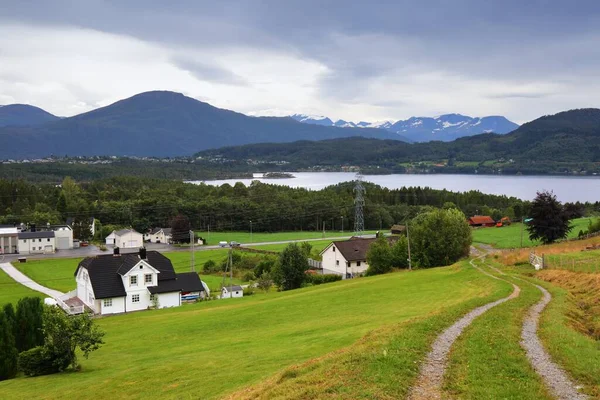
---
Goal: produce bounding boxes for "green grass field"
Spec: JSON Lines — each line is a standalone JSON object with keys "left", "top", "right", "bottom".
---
{"left": 198, "top": 230, "right": 377, "bottom": 244}
{"left": 472, "top": 218, "right": 592, "bottom": 249}
{"left": 0, "top": 263, "right": 507, "bottom": 400}
{"left": 0, "top": 268, "right": 42, "bottom": 306}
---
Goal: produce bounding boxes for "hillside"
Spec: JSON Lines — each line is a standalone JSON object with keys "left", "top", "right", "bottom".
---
{"left": 0, "top": 91, "right": 403, "bottom": 159}
{"left": 0, "top": 104, "right": 60, "bottom": 127}
{"left": 197, "top": 108, "right": 600, "bottom": 174}
{"left": 289, "top": 112, "right": 519, "bottom": 142}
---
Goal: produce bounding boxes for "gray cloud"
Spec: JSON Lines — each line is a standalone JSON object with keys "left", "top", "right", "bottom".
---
{"left": 171, "top": 56, "right": 248, "bottom": 86}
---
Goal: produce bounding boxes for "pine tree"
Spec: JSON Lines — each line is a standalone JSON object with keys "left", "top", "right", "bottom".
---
{"left": 15, "top": 297, "right": 45, "bottom": 353}
{"left": 0, "top": 312, "right": 18, "bottom": 381}
{"left": 527, "top": 191, "right": 572, "bottom": 244}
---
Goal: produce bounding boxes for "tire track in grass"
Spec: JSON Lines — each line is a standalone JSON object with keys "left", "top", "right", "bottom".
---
{"left": 408, "top": 255, "right": 520, "bottom": 400}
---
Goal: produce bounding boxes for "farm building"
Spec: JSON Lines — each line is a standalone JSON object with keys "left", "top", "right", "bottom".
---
{"left": 71, "top": 248, "right": 204, "bottom": 315}
{"left": 0, "top": 225, "right": 18, "bottom": 254}
{"left": 106, "top": 228, "right": 144, "bottom": 248}
{"left": 222, "top": 285, "right": 244, "bottom": 299}
{"left": 320, "top": 236, "right": 399, "bottom": 279}
{"left": 390, "top": 224, "right": 406, "bottom": 234}
{"left": 468, "top": 216, "right": 496, "bottom": 227}
{"left": 18, "top": 231, "right": 56, "bottom": 255}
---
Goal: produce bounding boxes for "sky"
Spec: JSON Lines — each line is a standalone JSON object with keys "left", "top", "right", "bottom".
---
{"left": 1, "top": 1, "right": 600, "bottom": 124}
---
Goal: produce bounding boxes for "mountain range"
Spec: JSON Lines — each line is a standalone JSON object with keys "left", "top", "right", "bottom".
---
{"left": 0, "top": 104, "right": 60, "bottom": 127}
{"left": 0, "top": 91, "right": 404, "bottom": 159}
{"left": 290, "top": 113, "right": 519, "bottom": 142}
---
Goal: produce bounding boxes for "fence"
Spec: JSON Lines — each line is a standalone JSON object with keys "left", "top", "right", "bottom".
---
{"left": 308, "top": 258, "right": 322, "bottom": 269}
{"left": 543, "top": 254, "right": 600, "bottom": 273}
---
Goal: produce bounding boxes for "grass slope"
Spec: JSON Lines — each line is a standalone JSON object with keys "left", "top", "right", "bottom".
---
{"left": 200, "top": 230, "right": 378, "bottom": 244}
{"left": 472, "top": 218, "right": 591, "bottom": 249}
{"left": 0, "top": 268, "right": 42, "bottom": 306}
{"left": 0, "top": 263, "right": 506, "bottom": 399}
{"left": 445, "top": 261, "right": 550, "bottom": 399}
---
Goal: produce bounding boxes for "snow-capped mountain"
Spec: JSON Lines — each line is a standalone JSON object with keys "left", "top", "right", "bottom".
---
{"left": 288, "top": 112, "right": 518, "bottom": 142}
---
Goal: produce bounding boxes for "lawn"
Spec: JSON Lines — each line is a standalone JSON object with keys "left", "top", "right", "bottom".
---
{"left": 198, "top": 230, "right": 378, "bottom": 244}
{"left": 472, "top": 218, "right": 592, "bottom": 249}
{"left": 0, "top": 268, "right": 42, "bottom": 306}
{"left": 0, "top": 263, "right": 508, "bottom": 399}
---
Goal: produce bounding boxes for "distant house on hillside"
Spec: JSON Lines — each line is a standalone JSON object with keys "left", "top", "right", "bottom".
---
{"left": 221, "top": 285, "right": 243, "bottom": 299}
{"left": 144, "top": 228, "right": 172, "bottom": 244}
{"left": 71, "top": 248, "right": 205, "bottom": 315}
{"left": 106, "top": 229, "right": 143, "bottom": 248}
{"left": 320, "top": 236, "right": 399, "bottom": 279}
{"left": 468, "top": 216, "right": 496, "bottom": 227}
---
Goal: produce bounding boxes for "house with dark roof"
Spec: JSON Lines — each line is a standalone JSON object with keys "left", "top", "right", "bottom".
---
{"left": 105, "top": 228, "right": 143, "bottom": 248}
{"left": 17, "top": 231, "right": 56, "bottom": 254}
{"left": 144, "top": 228, "right": 173, "bottom": 244}
{"left": 319, "top": 236, "right": 399, "bottom": 278}
{"left": 468, "top": 216, "right": 496, "bottom": 227}
{"left": 73, "top": 248, "right": 205, "bottom": 315}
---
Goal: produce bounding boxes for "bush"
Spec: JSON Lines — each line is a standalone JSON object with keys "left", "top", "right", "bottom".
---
{"left": 98, "top": 244, "right": 107, "bottom": 251}
{"left": 0, "top": 312, "right": 18, "bottom": 381}
{"left": 18, "top": 346, "right": 60, "bottom": 377}
{"left": 254, "top": 258, "right": 275, "bottom": 277}
{"left": 242, "top": 271, "right": 255, "bottom": 282}
{"left": 203, "top": 260, "right": 219, "bottom": 273}
{"left": 15, "top": 297, "right": 44, "bottom": 353}
{"left": 306, "top": 274, "right": 342, "bottom": 285}
{"left": 243, "top": 286, "right": 255, "bottom": 296}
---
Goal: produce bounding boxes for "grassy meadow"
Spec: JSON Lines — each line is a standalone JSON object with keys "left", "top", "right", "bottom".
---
{"left": 0, "top": 263, "right": 509, "bottom": 400}
{"left": 472, "top": 218, "right": 592, "bottom": 249}
{"left": 0, "top": 268, "right": 42, "bottom": 306}
{"left": 199, "top": 230, "right": 378, "bottom": 244}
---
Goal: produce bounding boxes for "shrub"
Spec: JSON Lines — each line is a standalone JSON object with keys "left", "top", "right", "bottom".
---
{"left": 243, "top": 286, "right": 255, "bottom": 296}
{"left": 254, "top": 258, "right": 275, "bottom": 277}
{"left": 307, "top": 274, "right": 342, "bottom": 285}
{"left": 203, "top": 260, "right": 219, "bottom": 273}
{"left": 242, "top": 271, "right": 255, "bottom": 282}
{"left": 18, "top": 346, "right": 60, "bottom": 377}
{"left": 98, "top": 244, "right": 107, "bottom": 251}
{"left": 0, "top": 312, "right": 18, "bottom": 381}
{"left": 15, "top": 297, "right": 44, "bottom": 353}
{"left": 257, "top": 272, "right": 273, "bottom": 292}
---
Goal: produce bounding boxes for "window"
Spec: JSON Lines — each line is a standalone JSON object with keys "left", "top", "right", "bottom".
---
{"left": 132, "top": 294, "right": 140, "bottom": 303}
{"left": 22, "top": 239, "right": 26, "bottom": 243}
{"left": 357, "top": 261, "right": 361, "bottom": 267}
{"left": 88, "top": 293, "right": 94, "bottom": 304}
{"left": 333, "top": 246, "right": 336, "bottom": 252}
{"left": 47, "top": 238, "right": 51, "bottom": 242}
{"left": 38, "top": 238, "right": 42, "bottom": 242}
{"left": 336, "top": 260, "right": 340, "bottom": 266}
{"left": 150, "top": 294, "right": 156, "bottom": 301}
{"left": 38, "top": 247, "right": 42, "bottom": 250}
{"left": 103, "top": 299, "right": 112, "bottom": 307}
{"left": 145, "top": 274, "right": 153, "bottom": 284}
{"left": 130, "top": 275, "right": 138, "bottom": 286}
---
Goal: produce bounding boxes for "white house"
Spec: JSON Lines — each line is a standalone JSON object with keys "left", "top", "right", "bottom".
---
{"left": 18, "top": 231, "right": 56, "bottom": 255}
{"left": 53, "top": 225, "right": 74, "bottom": 250}
{"left": 319, "top": 237, "right": 399, "bottom": 279}
{"left": 221, "top": 285, "right": 244, "bottom": 299}
{"left": 106, "top": 229, "right": 143, "bottom": 248}
{"left": 144, "top": 228, "right": 172, "bottom": 244}
{"left": 72, "top": 248, "right": 205, "bottom": 315}
{"left": 0, "top": 226, "right": 18, "bottom": 254}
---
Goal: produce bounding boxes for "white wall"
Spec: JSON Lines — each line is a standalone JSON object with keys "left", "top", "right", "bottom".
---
{"left": 18, "top": 237, "right": 55, "bottom": 255}
{"left": 116, "top": 231, "right": 143, "bottom": 248}
{"left": 76, "top": 267, "right": 97, "bottom": 311}
{"left": 54, "top": 227, "right": 73, "bottom": 250}
{"left": 320, "top": 245, "right": 348, "bottom": 277}
{"left": 148, "top": 231, "right": 169, "bottom": 244}
{"left": 222, "top": 288, "right": 243, "bottom": 298}
{"left": 122, "top": 260, "right": 160, "bottom": 311}
{"left": 99, "top": 297, "right": 125, "bottom": 315}
{"left": 157, "top": 292, "right": 180, "bottom": 308}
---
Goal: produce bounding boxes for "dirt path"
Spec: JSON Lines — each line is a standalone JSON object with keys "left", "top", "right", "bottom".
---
{"left": 408, "top": 256, "right": 521, "bottom": 400}
{"left": 521, "top": 283, "right": 588, "bottom": 400}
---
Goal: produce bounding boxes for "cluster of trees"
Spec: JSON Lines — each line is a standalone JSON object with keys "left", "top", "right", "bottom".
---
{"left": 0, "top": 298, "right": 104, "bottom": 381}
{"left": 366, "top": 208, "right": 472, "bottom": 273}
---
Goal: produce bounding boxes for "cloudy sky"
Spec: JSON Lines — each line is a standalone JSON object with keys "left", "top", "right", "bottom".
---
{"left": 1, "top": 1, "right": 600, "bottom": 123}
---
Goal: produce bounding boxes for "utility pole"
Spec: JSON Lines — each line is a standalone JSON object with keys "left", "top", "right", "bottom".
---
{"left": 250, "top": 220, "right": 253, "bottom": 243}
{"left": 406, "top": 222, "right": 412, "bottom": 271}
{"left": 208, "top": 224, "right": 210, "bottom": 240}
{"left": 229, "top": 245, "right": 233, "bottom": 298}
{"left": 322, "top": 221, "right": 325, "bottom": 238}
{"left": 190, "top": 230, "right": 195, "bottom": 272}
{"left": 341, "top": 216, "right": 344, "bottom": 233}
{"left": 520, "top": 216, "right": 524, "bottom": 248}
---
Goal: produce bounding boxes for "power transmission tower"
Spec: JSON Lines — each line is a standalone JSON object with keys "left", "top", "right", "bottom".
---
{"left": 354, "top": 173, "right": 366, "bottom": 237}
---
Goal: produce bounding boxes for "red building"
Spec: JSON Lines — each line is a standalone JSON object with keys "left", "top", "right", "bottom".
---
{"left": 468, "top": 216, "right": 496, "bottom": 227}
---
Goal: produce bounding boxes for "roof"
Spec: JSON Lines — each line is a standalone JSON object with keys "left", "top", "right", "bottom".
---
{"left": 148, "top": 272, "right": 204, "bottom": 294}
{"left": 18, "top": 231, "right": 55, "bottom": 239}
{"left": 115, "top": 228, "right": 141, "bottom": 236}
{"left": 223, "top": 285, "right": 243, "bottom": 291}
{"left": 150, "top": 227, "right": 172, "bottom": 235}
{"left": 468, "top": 216, "right": 496, "bottom": 225}
{"left": 324, "top": 236, "right": 399, "bottom": 262}
{"left": 390, "top": 224, "right": 406, "bottom": 232}
{"left": 75, "top": 251, "right": 177, "bottom": 299}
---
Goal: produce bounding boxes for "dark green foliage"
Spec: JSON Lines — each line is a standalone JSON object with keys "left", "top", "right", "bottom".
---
{"left": 0, "top": 312, "right": 18, "bottom": 380}
{"left": 170, "top": 214, "right": 191, "bottom": 244}
{"left": 410, "top": 208, "right": 472, "bottom": 268}
{"left": 242, "top": 271, "right": 255, "bottom": 282}
{"left": 366, "top": 237, "right": 393, "bottom": 276}
{"left": 203, "top": 260, "right": 219, "bottom": 273}
{"left": 272, "top": 243, "right": 309, "bottom": 291}
{"left": 588, "top": 219, "right": 600, "bottom": 235}
{"left": 3, "top": 303, "right": 16, "bottom": 334}
{"left": 256, "top": 272, "right": 273, "bottom": 292}
{"left": 527, "top": 191, "right": 572, "bottom": 244}
{"left": 18, "top": 346, "right": 60, "bottom": 377}
{"left": 390, "top": 236, "right": 409, "bottom": 269}
{"left": 306, "top": 274, "right": 342, "bottom": 285}
{"left": 254, "top": 259, "right": 275, "bottom": 277}
{"left": 15, "top": 297, "right": 44, "bottom": 353}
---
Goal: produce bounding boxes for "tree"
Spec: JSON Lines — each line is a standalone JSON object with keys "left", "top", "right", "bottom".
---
{"left": 527, "top": 190, "right": 572, "bottom": 244}
{"left": 256, "top": 272, "right": 274, "bottom": 292}
{"left": 72, "top": 218, "right": 92, "bottom": 241}
{"left": 390, "top": 236, "right": 409, "bottom": 269}
{"left": 366, "top": 236, "right": 393, "bottom": 276}
{"left": 410, "top": 208, "right": 472, "bottom": 268}
{"left": 272, "top": 243, "right": 309, "bottom": 290}
{"left": 15, "top": 297, "right": 44, "bottom": 353}
{"left": 0, "top": 311, "right": 18, "bottom": 381}
{"left": 170, "top": 214, "right": 191, "bottom": 244}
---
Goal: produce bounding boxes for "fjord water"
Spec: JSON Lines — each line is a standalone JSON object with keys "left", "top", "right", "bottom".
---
{"left": 194, "top": 172, "right": 599, "bottom": 202}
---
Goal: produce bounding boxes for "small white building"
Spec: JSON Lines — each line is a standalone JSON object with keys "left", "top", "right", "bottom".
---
{"left": 73, "top": 248, "right": 205, "bottom": 315}
{"left": 0, "top": 226, "right": 18, "bottom": 254}
{"left": 18, "top": 231, "right": 56, "bottom": 255}
{"left": 53, "top": 225, "right": 74, "bottom": 250}
{"left": 221, "top": 285, "right": 244, "bottom": 299}
{"left": 319, "top": 237, "right": 398, "bottom": 279}
{"left": 106, "top": 229, "right": 143, "bottom": 248}
{"left": 144, "top": 228, "right": 172, "bottom": 244}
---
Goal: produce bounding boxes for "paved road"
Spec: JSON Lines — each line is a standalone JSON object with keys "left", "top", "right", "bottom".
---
{"left": 0, "top": 234, "right": 378, "bottom": 262}
{"left": 0, "top": 262, "right": 64, "bottom": 299}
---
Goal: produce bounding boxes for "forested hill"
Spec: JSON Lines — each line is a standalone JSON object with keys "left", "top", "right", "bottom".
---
{"left": 197, "top": 108, "right": 600, "bottom": 174}
{"left": 0, "top": 91, "right": 403, "bottom": 159}
{"left": 0, "top": 104, "right": 60, "bottom": 127}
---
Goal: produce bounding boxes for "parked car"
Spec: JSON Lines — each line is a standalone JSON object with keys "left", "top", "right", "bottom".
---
{"left": 219, "top": 241, "right": 228, "bottom": 247}
{"left": 230, "top": 241, "right": 241, "bottom": 247}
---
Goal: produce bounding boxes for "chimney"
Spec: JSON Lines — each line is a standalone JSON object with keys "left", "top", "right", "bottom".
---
{"left": 139, "top": 247, "right": 147, "bottom": 260}
{"left": 113, "top": 247, "right": 120, "bottom": 256}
